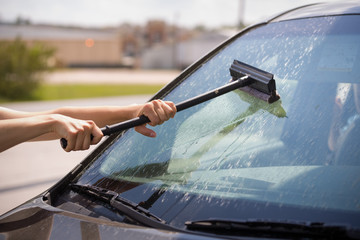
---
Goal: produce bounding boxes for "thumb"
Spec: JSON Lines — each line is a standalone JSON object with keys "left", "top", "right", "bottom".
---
{"left": 135, "top": 125, "right": 157, "bottom": 138}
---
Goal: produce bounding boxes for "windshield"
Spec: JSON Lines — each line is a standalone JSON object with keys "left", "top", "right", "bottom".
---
{"left": 73, "top": 15, "right": 360, "bottom": 228}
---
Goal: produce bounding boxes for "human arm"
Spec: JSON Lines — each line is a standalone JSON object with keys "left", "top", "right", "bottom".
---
{"left": 0, "top": 112, "right": 103, "bottom": 153}
{"left": 48, "top": 100, "right": 176, "bottom": 137}
{"left": 0, "top": 100, "right": 176, "bottom": 152}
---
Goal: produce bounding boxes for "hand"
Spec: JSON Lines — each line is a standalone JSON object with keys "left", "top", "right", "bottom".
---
{"left": 51, "top": 114, "right": 103, "bottom": 152}
{"left": 134, "top": 100, "right": 176, "bottom": 137}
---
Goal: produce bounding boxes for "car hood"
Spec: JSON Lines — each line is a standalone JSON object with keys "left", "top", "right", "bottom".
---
{"left": 0, "top": 198, "right": 216, "bottom": 240}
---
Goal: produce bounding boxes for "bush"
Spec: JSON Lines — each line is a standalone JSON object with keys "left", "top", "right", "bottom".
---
{"left": 0, "top": 38, "right": 55, "bottom": 101}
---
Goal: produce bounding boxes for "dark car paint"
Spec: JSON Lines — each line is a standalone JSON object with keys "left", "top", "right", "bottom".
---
{"left": 1, "top": 2, "right": 360, "bottom": 239}
{"left": 0, "top": 199, "right": 219, "bottom": 240}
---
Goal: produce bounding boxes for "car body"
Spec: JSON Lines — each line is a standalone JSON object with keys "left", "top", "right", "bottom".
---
{"left": 1, "top": 1, "right": 360, "bottom": 239}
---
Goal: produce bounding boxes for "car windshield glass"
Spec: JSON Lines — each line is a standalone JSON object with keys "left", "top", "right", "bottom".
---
{"left": 75, "top": 16, "right": 360, "bottom": 227}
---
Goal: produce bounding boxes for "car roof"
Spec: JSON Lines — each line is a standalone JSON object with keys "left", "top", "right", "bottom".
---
{"left": 269, "top": 1, "right": 360, "bottom": 23}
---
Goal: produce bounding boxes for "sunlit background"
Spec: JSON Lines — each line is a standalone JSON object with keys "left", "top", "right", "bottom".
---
{"left": 0, "top": 0, "right": 341, "bottom": 102}
{"left": 0, "top": 0, "right": 340, "bottom": 69}
{"left": 0, "top": 0, "right": 340, "bottom": 28}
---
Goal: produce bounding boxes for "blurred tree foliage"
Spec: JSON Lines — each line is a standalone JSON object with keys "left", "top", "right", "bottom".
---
{"left": 0, "top": 38, "right": 55, "bottom": 100}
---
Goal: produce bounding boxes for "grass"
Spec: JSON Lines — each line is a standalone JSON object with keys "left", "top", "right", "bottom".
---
{"left": 12, "top": 83, "right": 165, "bottom": 102}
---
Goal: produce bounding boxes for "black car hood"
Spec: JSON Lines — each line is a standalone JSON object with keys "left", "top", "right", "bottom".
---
{"left": 0, "top": 197, "right": 216, "bottom": 240}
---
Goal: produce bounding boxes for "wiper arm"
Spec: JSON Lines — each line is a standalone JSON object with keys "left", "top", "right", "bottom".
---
{"left": 186, "top": 219, "right": 360, "bottom": 239}
{"left": 71, "top": 184, "right": 175, "bottom": 230}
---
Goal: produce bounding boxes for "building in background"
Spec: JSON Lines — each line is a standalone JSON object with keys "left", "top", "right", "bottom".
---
{"left": 141, "top": 30, "right": 232, "bottom": 69}
{"left": 0, "top": 23, "right": 122, "bottom": 68}
{"left": 0, "top": 21, "right": 235, "bottom": 69}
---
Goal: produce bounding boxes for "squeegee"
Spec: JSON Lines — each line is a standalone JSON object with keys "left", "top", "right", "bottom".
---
{"left": 61, "top": 60, "right": 280, "bottom": 149}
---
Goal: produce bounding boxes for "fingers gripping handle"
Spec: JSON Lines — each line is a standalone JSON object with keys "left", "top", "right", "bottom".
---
{"left": 60, "top": 115, "right": 151, "bottom": 149}
{"left": 60, "top": 135, "right": 94, "bottom": 150}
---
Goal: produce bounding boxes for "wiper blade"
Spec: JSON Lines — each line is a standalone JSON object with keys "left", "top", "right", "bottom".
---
{"left": 186, "top": 219, "right": 360, "bottom": 239}
{"left": 71, "top": 184, "right": 172, "bottom": 229}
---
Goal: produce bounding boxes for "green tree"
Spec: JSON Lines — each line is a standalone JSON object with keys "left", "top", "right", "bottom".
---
{"left": 0, "top": 38, "right": 55, "bottom": 101}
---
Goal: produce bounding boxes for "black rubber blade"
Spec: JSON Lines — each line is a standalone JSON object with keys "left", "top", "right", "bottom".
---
{"left": 229, "top": 60, "right": 280, "bottom": 103}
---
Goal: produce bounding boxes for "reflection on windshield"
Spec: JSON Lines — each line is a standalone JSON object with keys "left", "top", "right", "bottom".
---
{"left": 77, "top": 16, "right": 360, "bottom": 217}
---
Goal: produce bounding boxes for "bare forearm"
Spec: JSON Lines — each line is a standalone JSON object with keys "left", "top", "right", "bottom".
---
{"left": 0, "top": 115, "right": 55, "bottom": 152}
{"left": 0, "top": 100, "right": 176, "bottom": 152}
{"left": 1, "top": 105, "right": 142, "bottom": 127}
{"left": 0, "top": 113, "right": 103, "bottom": 152}
{"left": 51, "top": 105, "right": 141, "bottom": 127}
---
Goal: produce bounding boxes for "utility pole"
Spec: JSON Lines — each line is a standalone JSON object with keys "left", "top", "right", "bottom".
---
{"left": 172, "top": 12, "right": 180, "bottom": 69}
{"left": 238, "top": 0, "right": 245, "bottom": 29}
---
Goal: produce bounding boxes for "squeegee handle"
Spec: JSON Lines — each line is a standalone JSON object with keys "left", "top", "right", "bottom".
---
{"left": 176, "top": 76, "right": 251, "bottom": 111}
{"left": 101, "top": 75, "right": 251, "bottom": 135}
{"left": 60, "top": 76, "right": 251, "bottom": 149}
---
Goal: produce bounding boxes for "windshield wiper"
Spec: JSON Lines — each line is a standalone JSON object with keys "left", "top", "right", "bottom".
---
{"left": 71, "top": 184, "right": 178, "bottom": 231}
{"left": 185, "top": 219, "right": 360, "bottom": 239}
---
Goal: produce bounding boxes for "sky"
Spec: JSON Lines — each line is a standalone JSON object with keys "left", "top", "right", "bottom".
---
{"left": 0, "top": 0, "right": 340, "bottom": 29}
